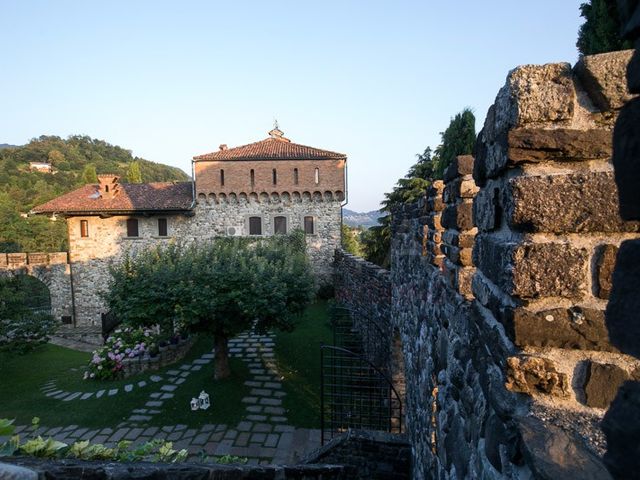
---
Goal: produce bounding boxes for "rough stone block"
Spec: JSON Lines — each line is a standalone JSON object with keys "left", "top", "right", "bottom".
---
{"left": 594, "top": 244, "right": 618, "bottom": 299}
{"left": 441, "top": 201, "right": 473, "bottom": 231}
{"left": 474, "top": 235, "right": 588, "bottom": 299}
{"left": 602, "top": 381, "right": 640, "bottom": 478}
{"left": 443, "top": 155, "right": 475, "bottom": 182}
{"left": 473, "top": 127, "right": 508, "bottom": 187}
{"left": 458, "top": 268, "right": 475, "bottom": 299}
{"left": 606, "top": 239, "right": 640, "bottom": 358}
{"left": 512, "top": 307, "right": 617, "bottom": 352}
{"left": 574, "top": 50, "right": 635, "bottom": 111}
{"left": 507, "top": 171, "right": 640, "bottom": 233}
{"left": 508, "top": 128, "right": 613, "bottom": 162}
{"left": 6, "top": 253, "right": 27, "bottom": 266}
{"left": 628, "top": 46, "right": 640, "bottom": 94}
{"left": 584, "top": 361, "right": 631, "bottom": 409}
{"left": 613, "top": 98, "right": 640, "bottom": 220}
{"left": 505, "top": 355, "right": 569, "bottom": 397}
{"left": 473, "top": 185, "right": 500, "bottom": 232}
{"left": 442, "top": 178, "right": 460, "bottom": 204}
{"left": 460, "top": 179, "right": 479, "bottom": 199}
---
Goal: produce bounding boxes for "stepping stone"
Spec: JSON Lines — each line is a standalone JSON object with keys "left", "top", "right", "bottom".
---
{"left": 147, "top": 410, "right": 161, "bottom": 414}
{"left": 150, "top": 392, "right": 162, "bottom": 399}
{"left": 201, "top": 354, "right": 214, "bottom": 359}
{"left": 132, "top": 409, "right": 148, "bottom": 414}
{"left": 264, "top": 406, "right": 285, "bottom": 415}
{"left": 274, "top": 391, "right": 286, "bottom": 398}
{"left": 167, "top": 432, "right": 181, "bottom": 441}
{"left": 108, "top": 389, "right": 118, "bottom": 396}
{"left": 109, "top": 428, "right": 129, "bottom": 442}
{"left": 274, "top": 425, "right": 295, "bottom": 433}
{"left": 175, "top": 424, "right": 187, "bottom": 431}
{"left": 138, "top": 381, "right": 147, "bottom": 387}
{"left": 250, "top": 433, "right": 266, "bottom": 443}
{"left": 247, "top": 414, "right": 267, "bottom": 421}
{"left": 124, "top": 384, "right": 133, "bottom": 392}
{"left": 223, "top": 430, "right": 237, "bottom": 440}
{"left": 245, "top": 348, "right": 256, "bottom": 353}
{"left": 263, "top": 382, "right": 281, "bottom": 389}
{"left": 241, "top": 397, "right": 258, "bottom": 404}
{"left": 161, "top": 426, "right": 174, "bottom": 433}
{"left": 150, "top": 376, "right": 161, "bottom": 382}
{"left": 143, "top": 427, "right": 159, "bottom": 436}
{"left": 246, "top": 405, "right": 263, "bottom": 413}
{"left": 270, "top": 416, "right": 288, "bottom": 423}
{"left": 160, "top": 393, "right": 174, "bottom": 400}
{"left": 129, "top": 415, "right": 152, "bottom": 422}
{"left": 174, "top": 378, "right": 186, "bottom": 385}
{"left": 251, "top": 388, "right": 273, "bottom": 397}
{"left": 167, "top": 370, "right": 180, "bottom": 375}
{"left": 192, "top": 433, "right": 210, "bottom": 445}
{"left": 63, "top": 392, "right": 81, "bottom": 401}
{"left": 145, "top": 401, "right": 163, "bottom": 407}
{"left": 250, "top": 369, "right": 265, "bottom": 375}
{"left": 229, "top": 348, "right": 242, "bottom": 353}
{"left": 80, "top": 392, "right": 94, "bottom": 400}
{"left": 193, "top": 359, "right": 209, "bottom": 365}
{"left": 161, "top": 385, "right": 177, "bottom": 392}
{"left": 191, "top": 365, "right": 202, "bottom": 371}
{"left": 180, "top": 365, "right": 191, "bottom": 370}
{"left": 237, "top": 421, "right": 253, "bottom": 432}
{"left": 235, "top": 432, "right": 250, "bottom": 447}
{"left": 252, "top": 423, "right": 272, "bottom": 433}
{"left": 262, "top": 352, "right": 274, "bottom": 358}
{"left": 244, "top": 381, "right": 262, "bottom": 387}
{"left": 179, "top": 371, "right": 189, "bottom": 377}
{"left": 259, "top": 398, "right": 282, "bottom": 406}
{"left": 46, "top": 390, "right": 63, "bottom": 397}
{"left": 201, "top": 424, "right": 216, "bottom": 433}
{"left": 265, "top": 434, "right": 279, "bottom": 448}
{"left": 125, "top": 428, "right": 143, "bottom": 440}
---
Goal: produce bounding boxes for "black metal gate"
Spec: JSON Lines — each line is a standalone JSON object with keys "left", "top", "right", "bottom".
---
{"left": 320, "top": 306, "right": 403, "bottom": 445}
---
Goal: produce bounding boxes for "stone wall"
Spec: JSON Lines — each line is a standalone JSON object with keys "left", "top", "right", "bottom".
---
{"left": 0, "top": 252, "right": 73, "bottom": 323}
{"left": 68, "top": 197, "right": 341, "bottom": 326}
{"left": 334, "top": 249, "right": 392, "bottom": 370}
{"left": 334, "top": 50, "right": 640, "bottom": 479}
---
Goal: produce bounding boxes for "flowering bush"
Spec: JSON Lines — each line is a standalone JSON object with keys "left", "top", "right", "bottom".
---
{"left": 85, "top": 326, "right": 159, "bottom": 380}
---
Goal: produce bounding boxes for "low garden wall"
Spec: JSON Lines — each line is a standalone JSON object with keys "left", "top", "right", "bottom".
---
{"left": 118, "top": 336, "right": 196, "bottom": 379}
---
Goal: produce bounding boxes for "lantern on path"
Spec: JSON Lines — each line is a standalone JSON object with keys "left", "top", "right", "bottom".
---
{"left": 190, "top": 397, "right": 199, "bottom": 411}
{"left": 198, "top": 390, "right": 210, "bottom": 410}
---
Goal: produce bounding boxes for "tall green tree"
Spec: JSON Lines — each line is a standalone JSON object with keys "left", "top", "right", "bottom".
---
{"left": 82, "top": 164, "right": 98, "bottom": 184}
{"left": 341, "top": 224, "right": 364, "bottom": 257}
{"left": 431, "top": 108, "right": 476, "bottom": 179}
{"left": 577, "top": 0, "right": 632, "bottom": 55}
{"left": 126, "top": 161, "right": 143, "bottom": 183}
{"left": 105, "top": 233, "right": 315, "bottom": 379}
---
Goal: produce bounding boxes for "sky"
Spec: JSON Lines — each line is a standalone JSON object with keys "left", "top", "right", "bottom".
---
{"left": 1, "top": 1, "right": 584, "bottom": 212}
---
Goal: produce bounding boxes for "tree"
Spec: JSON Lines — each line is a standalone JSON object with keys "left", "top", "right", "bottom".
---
{"left": 577, "top": 0, "right": 632, "bottom": 55}
{"left": 82, "top": 164, "right": 98, "bottom": 184}
{"left": 126, "top": 161, "right": 142, "bottom": 184}
{"left": 105, "top": 232, "right": 315, "bottom": 379}
{"left": 431, "top": 108, "right": 476, "bottom": 179}
{"left": 341, "top": 224, "right": 364, "bottom": 257}
{"left": 47, "top": 150, "right": 65, "bottom": 166}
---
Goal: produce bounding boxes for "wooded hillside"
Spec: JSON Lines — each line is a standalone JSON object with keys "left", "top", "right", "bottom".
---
{"left": 0, "top": 135, "right": 189, "bottom": 253}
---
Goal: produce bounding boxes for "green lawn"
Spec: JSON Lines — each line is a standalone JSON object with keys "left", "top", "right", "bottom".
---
{"left": 273, "top": 300, "right": 333, "bottom": 428}
{"left": 0, "top": 335, "right": 249, "bottom": 428}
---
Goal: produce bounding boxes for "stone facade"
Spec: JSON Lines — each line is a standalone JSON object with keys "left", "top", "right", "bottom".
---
{"left": 336, "top": 50, "right": 639, "bottom": 479}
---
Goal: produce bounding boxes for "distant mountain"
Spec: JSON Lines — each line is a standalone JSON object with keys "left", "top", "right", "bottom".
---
{"left": 343, "top": 208, "right": 383, "bottom": 228}
{"left": 0, "top": 144, "right": 19, "bottom": 149}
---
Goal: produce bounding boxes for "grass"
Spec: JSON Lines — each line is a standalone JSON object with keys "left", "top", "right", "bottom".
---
{"left": 273, "top": 300, "right": 333, "bottom": 428}
{"left": 0, "top": 335, "right": 249, "bottom": 428}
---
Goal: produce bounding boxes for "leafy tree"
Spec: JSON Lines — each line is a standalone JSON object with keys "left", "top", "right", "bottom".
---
{"left": 82, "top": 164, "right": 98, "bottom": 184}
{"left": 341, "top": 224, "right": 364, "bottom": 257}
{"left": 126, "top": 161, "right": 142, "bottom": 184}
{"left": 431, "top": 108, "right": 476, "bottom": 179}
{"left": 47, "top": 150, "right": 65, "bottom": 165}
{"left": 105, "top": 232, "right": 315, "bottom": 379}
{"left": 577, "top": 0, "right": 632, "bottom": 55}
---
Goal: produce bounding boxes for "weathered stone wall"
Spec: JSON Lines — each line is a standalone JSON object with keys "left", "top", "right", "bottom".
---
{"left": 0, "top": 252, "right": 73, "bottom": 323}
{"left": 302, "top": 429, "right": 411, "bottom": 480}
{"left": 334, "top": 249, "right": 392, "bottom": 370}
{"left": 68, "top": 197, "right": 341, "bottom": 326}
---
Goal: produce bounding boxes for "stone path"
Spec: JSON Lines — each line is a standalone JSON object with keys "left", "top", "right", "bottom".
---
{"left": 8, "top": 328, "right": 321, "bottom": 465}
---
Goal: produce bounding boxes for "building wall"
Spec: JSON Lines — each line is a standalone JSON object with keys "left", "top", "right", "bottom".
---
{"left": 194, "top": 158, "right": 346, "bottom": 198}
{"left": 67, "top": 196, "right": 341, "bottom": 326}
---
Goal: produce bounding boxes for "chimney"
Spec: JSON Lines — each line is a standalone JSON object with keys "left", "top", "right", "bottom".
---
{"left": 97, "top": 174, "right": 120, "bottom": 199}
{"left": 219, "top": 144, "right": 228, "bottom": 151}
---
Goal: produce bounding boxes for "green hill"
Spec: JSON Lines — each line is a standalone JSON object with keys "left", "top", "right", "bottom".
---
{"left": 0, "top": 135, "right": 190, "bottom": 253}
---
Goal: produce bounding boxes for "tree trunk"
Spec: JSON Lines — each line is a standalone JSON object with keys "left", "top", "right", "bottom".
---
{"left": 214, "top": 334, "right": 231, "bottom": 380}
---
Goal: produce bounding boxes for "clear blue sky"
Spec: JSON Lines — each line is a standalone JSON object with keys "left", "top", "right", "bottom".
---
{"left": 1, "top": 1, "right": 584, "bottom": 211}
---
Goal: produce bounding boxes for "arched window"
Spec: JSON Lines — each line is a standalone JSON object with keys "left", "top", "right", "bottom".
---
{"left": 250, "top": 169, "right": 255, "bottom": 189}
{"left": 314, "top": 168, "right": 320, "bottom": 184}
{"left": 220, "top": 169, "right": 225, "bottom": 186}
{"left": 272, "top": 168, "right": 277, "bottom": 185}
{"left": 293, "top": 168, "right": 299, "bottom": 185}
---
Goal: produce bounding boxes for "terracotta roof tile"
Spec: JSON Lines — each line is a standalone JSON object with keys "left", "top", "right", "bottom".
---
{"left": 194, "top": 137, "right": 346, "bottom": 162}
{"left": 32, "top": 182, "right": 194, "bottom": 214}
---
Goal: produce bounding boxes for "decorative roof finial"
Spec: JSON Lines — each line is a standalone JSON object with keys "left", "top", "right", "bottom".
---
{"left": 268, "top": 120, "right": 288, "bottom": 142}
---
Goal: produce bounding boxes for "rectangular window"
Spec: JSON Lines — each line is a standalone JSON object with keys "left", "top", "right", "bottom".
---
{"left": 250, "top": 169, "right": 255, "bottom": 189}
{"left": 304, "top": 216, "right": 315, "bottom": 234}
{"left": 158, "top": 218, "right": 168, "bottom": 237}
{"left": 274, "top": 216, "right": 287, "bottom": 234}
{"left": 80, "top": 220, "right": 89, "bottom": 238}
{"left": 220, "top": 169, "right": 225, "bottom": 186}
{"left": 272, "top": 168, "right": 277, "bottom": 185}
{"left": 249, "top": 216, "right": 262, "bottom": 235}
{"left": 314, "top": 167, "right": 320, "bottom": 184}
{"left": 126, "top": 218, "right": 139, "bottom": 237}
{"left": 293, "top": 168, "right": 299, "bottom": 185}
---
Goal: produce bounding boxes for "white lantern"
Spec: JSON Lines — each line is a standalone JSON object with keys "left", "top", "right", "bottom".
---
{"left": 190, "top": 397, "right": 199, "bottom": 411}
{"left": 198, "top": 390, "right": 210, "bottom": 410}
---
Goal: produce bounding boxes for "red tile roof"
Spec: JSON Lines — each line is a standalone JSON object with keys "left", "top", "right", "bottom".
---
{"left": 194, "top": 137, "right": 346, "bottom": 162}
{"left": 32, "top": 182, "right": 194, "bottom": 214}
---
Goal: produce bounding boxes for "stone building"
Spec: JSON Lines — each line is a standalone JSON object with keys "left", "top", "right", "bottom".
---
{"left": 32, "top": 127, "right": 347, "bottom": 327}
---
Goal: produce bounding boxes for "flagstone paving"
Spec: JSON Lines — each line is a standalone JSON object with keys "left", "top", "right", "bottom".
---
{"left": 6, "top": 328, "right": 320, "bottom": 465}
